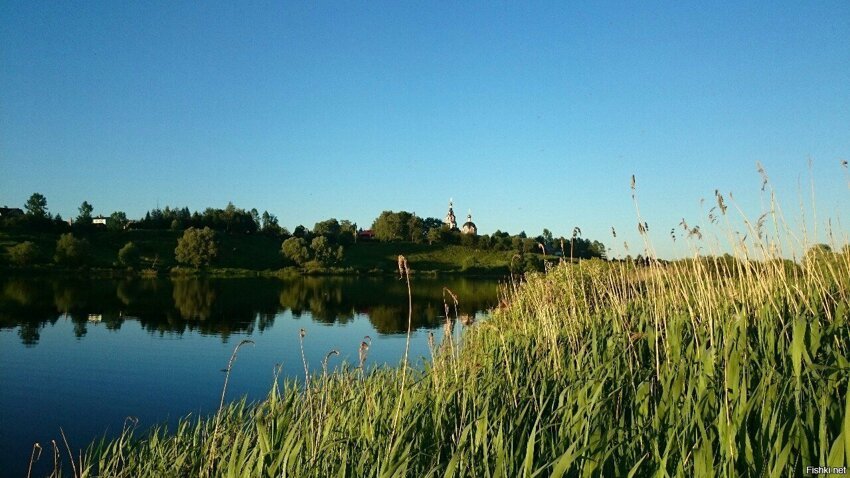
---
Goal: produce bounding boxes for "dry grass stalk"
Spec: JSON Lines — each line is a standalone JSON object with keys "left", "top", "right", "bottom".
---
{"left": 49, "top": 440, "right": 59, "bottom": 478}
{"left": 206, "top": 338, "right": 253, "bottom": 476}
{"left": 358, "top": 337, "right": 371, "bottom": 372}
{"left": 59, "top": 428, "right": 77, "bottom": 478}
{"left": 390, "top": 255, "right": 413, "bottom": 442}
{"left": 27, "top": 442, "right": 41, "bottom": 478}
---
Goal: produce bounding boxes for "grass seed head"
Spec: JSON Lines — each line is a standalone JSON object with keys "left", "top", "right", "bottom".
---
{"left": 397, "top": 255, "right": 410, "bottom": 279}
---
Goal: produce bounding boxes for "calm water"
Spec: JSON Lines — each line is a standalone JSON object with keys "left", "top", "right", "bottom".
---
{"left": 0, "top": 275, "right": 500, "bottom": 476}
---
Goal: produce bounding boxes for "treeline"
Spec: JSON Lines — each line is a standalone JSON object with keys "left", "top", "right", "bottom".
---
{"left": 0, "top": 194, "right": 287, "bottom": 236}
{"left": 2, "top": 193, "right": 608, "bottom": 270}
{"left": 134, "top": 207, "right": 608, "bottom": 261}
{"left": 136, "top": 204, "right": 280, "bottom": 235}
{"left": 0, "top": 193, "right": 76, "bottom": 232}
{"left": 371, "top": 210, "right": 606, "bottom": 259}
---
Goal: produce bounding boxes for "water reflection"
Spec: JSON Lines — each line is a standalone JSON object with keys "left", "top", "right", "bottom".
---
{"left": 0, "top": 276, "right": 501, "bottom": 345}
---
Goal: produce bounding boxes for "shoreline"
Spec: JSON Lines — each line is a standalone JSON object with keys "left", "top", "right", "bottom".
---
{"left": 0, "top": 264, "right": 513, "bottom": 279}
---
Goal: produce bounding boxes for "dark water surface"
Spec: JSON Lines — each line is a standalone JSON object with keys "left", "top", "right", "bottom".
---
{"left": 0, "top": 275, "right": 501, "bottom": 476}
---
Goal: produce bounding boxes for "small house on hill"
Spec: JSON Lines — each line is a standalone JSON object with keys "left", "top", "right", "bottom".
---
{"left": 0, "top": 207, "right": 24, "bottom": 218}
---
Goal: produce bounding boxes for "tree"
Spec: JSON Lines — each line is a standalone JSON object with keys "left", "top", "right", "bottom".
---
{"left": 372, "top": 211, "right": 413, "bottom": 241}
{"left": 523, "top": 255, "right": 543, "bottom": 273}
{"left": 460, "top": 231, "right": 477, "bottom": 247}
{"left": 250, "top": 208, "right": 260, "bottom": 231}
{"left": 25, "top": 193, "right": 48, "bottom": 218}
{"left": 161, "top": 202, "right": 258, "bottom": 233}
{"left": 311, "top": 236, "right": 343, "bottom": 266}
{"left": 488, "top": 230, "right": 507, "bottom": 250}
{"left": 441, "top": 225, "right": 460, "bottom": 244}
{"left": 338, "top": 220, "right": 357, "bottom": 245}
{"left": 408, "top": 215, "right": 425, "bottom": 243}
{"left": 511, "top": 236, "right": 523, "bottom": 251}
{"left": 420, "top": 217, "right": 443, "bottom": 244}
{"left": 804, "top": 244, "right": 832, "bottom": 261}
{"left": 77, "top": 201, "right": 93, "bottom": 224}
{"left": 427, "top": 227, "right": 442, "bottom": 245}
{"left": 803, "top": 243, "right": 834, "bottom": 270}
{"left": 542, "top": 229, "right": 554, "bottom": 251}
{"left": 175, "top": 227, "right": 218, "bottom": 267}
{"left": 313, "top": 219, "right": 341, "bottom": 239}
{"left": 478, "top": 234, "right": 492, "bottom": 250}
{"left": 223, "top": 202, "right": 238, "bottom": 232}
{"left": 590, "top": 240, "right": 607, "bottom": 260}
{"left": 261, "top": 211, "right": 282, "bottom": 236}
{"left": 118, "top": 242, "right": 140, "bottom": 267}
{"left": 8, "top": 241, "right": 37, "bottom": 265}
{"left": 54, "top": 233, "right": 90, "bottom": 266}
{"left": 107, "top": 211, "right": 128, "bottom": 231}
{"left": 372, "top": 211, "right": 403, "bottom": 241}
{"left": 281, "top": 237, "right": 311, "bottom": 266}
{"left": 422, "top": 217, "right": 444, "bottom": 233}
{"left": 293, "top": 225, "right": 310, "bottom": 239}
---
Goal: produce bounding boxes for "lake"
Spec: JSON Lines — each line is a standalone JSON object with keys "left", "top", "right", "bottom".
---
{"left": 0, "top": 275, "right": 502, "bottom": 476}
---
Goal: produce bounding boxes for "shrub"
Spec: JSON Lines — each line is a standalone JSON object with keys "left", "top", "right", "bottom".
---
{"left": 310, "top": 236, "right": 343, "bottom": 266}
{"left": 8, "top": 241, "right": 37, "bottom": 266}
{"left": 175, "top": 227, "right": 218, "bottom": 267}
{"left": 118, "top": 242, "right": 141, "bottom": 267}
{"left": 281, "top": 237, "right": 311, "bottom": 266}
{"left": 54, "top": 233, "right": 90, "bottom": 266}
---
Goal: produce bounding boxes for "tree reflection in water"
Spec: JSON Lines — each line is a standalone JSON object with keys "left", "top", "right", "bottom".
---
{"left": 0, "top": 275, "right": 500, "bottom": 345}
{"left": 172, "top": 278, "right": 216, "bottom": 321}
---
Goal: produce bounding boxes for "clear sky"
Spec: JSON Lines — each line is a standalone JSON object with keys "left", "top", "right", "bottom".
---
{"left": 2, "top": 1, "right": 848, "bottom": 258}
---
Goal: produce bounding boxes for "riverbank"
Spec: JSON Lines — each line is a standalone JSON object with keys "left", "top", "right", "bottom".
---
{"left": 0, "top": 230, "right": 547, "bottom": 277}
{"left": 37, "top": 246, "right": 850, "bottom": 477}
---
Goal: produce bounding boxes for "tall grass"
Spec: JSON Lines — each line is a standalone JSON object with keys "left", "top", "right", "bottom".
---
{"left": 37, "top": 176, "right": 850, "bottom": 477}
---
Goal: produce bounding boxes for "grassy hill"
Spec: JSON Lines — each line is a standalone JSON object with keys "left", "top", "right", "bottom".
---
{"left": 341, "top": 241, "right": 518, "bottom": 274}
{"left": 0, "top": 229, "right": 529, "bottom": 275}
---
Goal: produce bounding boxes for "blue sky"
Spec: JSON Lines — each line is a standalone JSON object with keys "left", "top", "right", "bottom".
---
{"left": 2, "top": 1, "right": 848, "bottom": 258}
